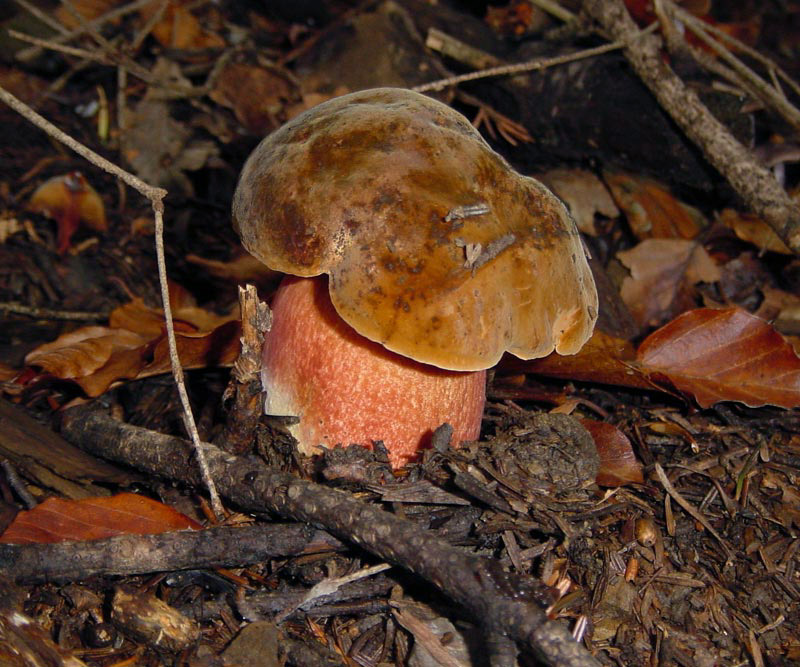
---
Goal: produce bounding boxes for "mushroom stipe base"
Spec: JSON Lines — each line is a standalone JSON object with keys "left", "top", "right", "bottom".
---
{"left": 261, "top": 276, "right": 486, "bottom": 468}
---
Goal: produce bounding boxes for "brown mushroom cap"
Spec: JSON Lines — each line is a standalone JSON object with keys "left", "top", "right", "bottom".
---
{"left": 233, "top": 88, "right": 598, "bottom": 371}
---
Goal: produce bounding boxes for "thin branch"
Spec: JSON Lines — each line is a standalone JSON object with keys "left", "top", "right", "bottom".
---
{"left": 8, "top": 29, "right": 114, "bottom": 64}
{"left": 413, "top": 23, "right": 658, "bottom": 93}
{"left": 0, "top": 302, "right": 107, "bottom": 321}
{"left": 654, "top": 463, "right": 736, "bottom": 564}
{"left": 0, "top": 86, "right": 160, "bottom": 197}
{"left": 16, "top": 0, "right": 156, "bottom": 62}
{"left": 13, "top": 0, "right": 70, "bottom": 35}
{"left": 529, "top": 0, "right": 576, "bottom": 23}
{"left": 666, "top": 1, "right": 800, "bottom": 131}
{"left": 0, "top": 84, "right": 223, "bottom": 518}
{"left": 671, "top": 3, "right": 800, "bottom": 102}
{"left": 61, "top": 408, "right": 601, "bottom": 667}
{"left": 582, "top": 0, "right": 800, "bottom": 253}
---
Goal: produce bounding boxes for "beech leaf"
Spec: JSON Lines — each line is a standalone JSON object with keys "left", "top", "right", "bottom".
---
{"left": 603, "top": 171, "right": 706, "bottom": 240}
{"left": 0, "top": 493, "right": 201, "bottom": 544}
{"left": 618, "top": 239, "right": 721, "bottom": 329}
{"left": 638, "top": 307, "right": 800, "bottom": 408}
{"left": 581, "top": 419, "right": 644, "bottom": 487}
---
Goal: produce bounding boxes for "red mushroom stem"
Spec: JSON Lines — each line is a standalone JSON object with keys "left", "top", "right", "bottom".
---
{"left": 261, "top": 276, "right": 486, "bottom": 468}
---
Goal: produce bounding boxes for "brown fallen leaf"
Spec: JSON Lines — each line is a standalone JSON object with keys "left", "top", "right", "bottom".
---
{"left": 638, "top": 307, "right": 800, "bottom": 408}
{"left": 0, "top": 362, "right": 19, "bottom": 382}
{"left": 581, "top": 419, "right": 644, "bottom": 487}
{"left": 186, "top": 251, "right": 281, "bottom": 290}
{"left": 28, "top": 172, "right": 107, "bottom": 254}
{"left": 604, "top": 171, "right": 706, "bottom": 240}
{"left": 25, "top": 327, "right": 149, "bottom": 381}
{"left": 139, "top": 0, "right": 225, "bottom": 50}
{"left": 141, "top": 320, "right": 241, "bottom": 380}
{"left": 537, "top": 169, "right": 620, "bottom": 236}
{"left": 209, "top": 62, "right": 296, "bottom": 135}
{"left": 718, "top": 208, "right": 793, "bottom": 254}
{"left": 23, "top": 286, "right": 241, "bottom": 397}
{"left": 54, "top": 0, "right": 116, "bottom": 28}
{"left": 618, "top": 239, "right": 721, "bottom": 328}
{"left": 121, "top": 63, "right": 219, "bottom": 194}
{"left": 0, "top": 217, "right": 23, "bottom": 244}
{"left": 109, "top": 282, "right": 238, "bottom": 337}
{"left": 0, "top": 493, "right": 201, "bottom": 544}
{"left": 500, "top": 330, "right": 654, "bottom": 390}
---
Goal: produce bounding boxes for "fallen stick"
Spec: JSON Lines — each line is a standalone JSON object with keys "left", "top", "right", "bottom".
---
{"left": 583, "top": 0, "right": 800, "bottom": 253}
{"left": 0, "top": 524, "right": 341, "bottom": 584}
{"left": 60, "top": 406, "right": 600, "bottom": 667}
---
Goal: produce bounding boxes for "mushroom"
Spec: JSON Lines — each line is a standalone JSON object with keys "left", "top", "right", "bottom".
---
{"left": 233, "top": 88, "right": 598, "bottom": 468}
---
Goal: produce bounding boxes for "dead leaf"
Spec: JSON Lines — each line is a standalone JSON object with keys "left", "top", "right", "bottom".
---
{"left": 25, "top": 327, "right": 149, "bottom": 380}
{"left": 581, "top": 419, "right": 644, "bottom": 486}
{"left": 485, "top": 0, "right": 544, "bottom": 38}
{"left": 618, "top": 239, "right": 721, "bottom": 329}
{"left": 209, "top": 62, "right": 295, "bottom": 135}
{"left": 0, "top": 217, "right": 23, "bottom": 244}
{"left": 28, "top": 172, "right": 107, "bottom": 254}
{"left": 23, "top": 288, "right": 241, "bottom": 397}
{"left": 638, "top": 307, "right": 800, "bottom": 408}
{"left": 120, "top": 63, "right": 219, "bottom": 193}
{"left": 538, "top": 169, "right": 619, "bottom": 236}
{"left": 109, "top": 283, "right": 237, "bottom": 337}
{"left": 0, "top": 362, "right": 19, "bottom": 382}
{"left": 0, "top": 64, "right": 49, "bottom": 104}
{"left": 604, "top": 171, "right": 706, "bottom": 240}
{"left": 718, "top": 208, "right": 793, "bottom": 254}
{"left": 54, "top": 0, "right": 116, "bottom": 28}
{"left": 755, "top": 287, "right": 800, "bottom": 324}
{"left": 0, "top": 493, "right": 201, "bottom": 544}
{"left": 142, "top": 319, "right": 241, "bottom": 380}
{"left": 186, "top": 251, "right": 281, "bottom": 289}
{"left": 500, "top": 330, "right": 655, "bottom": 390}
{"left": 139, "top": 1, "right": 225, "bottom": 50}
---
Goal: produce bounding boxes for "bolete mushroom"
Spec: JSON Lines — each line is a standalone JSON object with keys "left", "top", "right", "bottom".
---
{"left": 233, "top": 88, "right": 598, "bottom": 468}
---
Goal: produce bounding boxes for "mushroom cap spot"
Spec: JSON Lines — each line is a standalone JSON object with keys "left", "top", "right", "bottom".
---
{"left": 233, "top": 88, "right": 598, "bottom": 370}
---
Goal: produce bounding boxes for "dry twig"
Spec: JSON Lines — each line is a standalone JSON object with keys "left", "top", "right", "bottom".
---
{"left": 665, "top": 1, "right": 800, "bottom": 131}
{"left": 0, "top": 84, "right": 223, "bottom": 518}
{"left": 582, "top": 0, "right": 800, "bottom": 253}
{"left": 654, "top": 463, "right": 736, "bottom": 564}
{"left": 413, "top": 31, "right": 655, "bottom": 93}
{"left": 61, "top": 407, "right": 601, "bottom": 667}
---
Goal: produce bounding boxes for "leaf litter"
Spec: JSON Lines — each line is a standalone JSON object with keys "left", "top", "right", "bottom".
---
{"left": 1, "top": 0, "right": 800, "bottom": 665}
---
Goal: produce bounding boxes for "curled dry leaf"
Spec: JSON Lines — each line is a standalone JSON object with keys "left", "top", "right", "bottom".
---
{"left": 718, "top": 208, "right": 793, "bottom": 254}
{"left": 500, "top": 329, "right": 654, "bottom": 390}
{"left": 537, "top": 168, "right": 620, "bottom": 236}
{"left": 110, "top": 282, "right": 237, "bottom": 337}
{"left": 580, "top": 419, "right": 644, "bottom": 487}
{"left": 139, "top": 1, "right": 225, "bottom": 50}
{"left": 209, "top": 62, "right": 296, "bottom": 136}
{"left": 23, "top": 288, "right": 241, "bottom": 397}
{"left": 638, "top": 307, "right": 800, "bottom": 408}
{"left": 28, "top": 172, "right": 107, "bottom": 254}
{"left": 54, "top": 0, "right": 116, "bottom": 28}
{"left": 0, "top": 493, "right": 201, "bottom": 544}
{"left": 604, "top": 171, "right": 706, "bottom": 240}
{"left": 504, "top": 307, "right": 800, "bottom": 411}
{"left": 121, "top": 71, "right": 219, "bottom": 194}
{"left": 186, "top": 251, "right": 281, "bottom": 290}
{"left": 25, "top": 327, "right": 149, "bottom": 380}
{"left": 0, "top": 217, "right": 23, "bottom": 244}
{"left": 618, "top": 239, "right": 721, "bottom": 328}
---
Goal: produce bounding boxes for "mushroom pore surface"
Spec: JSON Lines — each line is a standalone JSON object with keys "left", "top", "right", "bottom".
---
{"left": 233, "top": 87, "right": 598, "bottom": 372}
